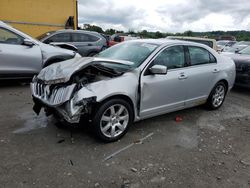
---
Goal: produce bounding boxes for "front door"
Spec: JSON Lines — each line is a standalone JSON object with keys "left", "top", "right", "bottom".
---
{"left": 140, "top": 45, "right": 187, "bottom": 119}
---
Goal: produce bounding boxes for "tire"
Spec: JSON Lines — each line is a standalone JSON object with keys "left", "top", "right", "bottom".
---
{"left": 206, "top": 82, "right": 227, "bottom": 110}
{"left": 92, "top": 98, "right": 134, "bottom": 142}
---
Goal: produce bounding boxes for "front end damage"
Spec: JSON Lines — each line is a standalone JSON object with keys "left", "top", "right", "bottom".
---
{"left": 31, "top": 81, "right": 96, "bottom": 123}
{"left": 31, "top": 57, "right": 139, "bottom": 124}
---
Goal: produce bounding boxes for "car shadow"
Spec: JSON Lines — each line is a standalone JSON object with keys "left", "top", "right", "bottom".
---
{"left": 232, "top": 86, "right": 250, "bottom": 95}
{"left": 49, "top": 104, "right": 207, "bottom": 145}
{"left": 0, "top": 79, "right": 31, "bottom": 88}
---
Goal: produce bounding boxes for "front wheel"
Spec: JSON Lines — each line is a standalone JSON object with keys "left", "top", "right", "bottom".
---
{"left": 92, "top": 98, "right": 134, "bottom": 142}
{"left": 206, "top": 82, "right": 227, "bottom": 110}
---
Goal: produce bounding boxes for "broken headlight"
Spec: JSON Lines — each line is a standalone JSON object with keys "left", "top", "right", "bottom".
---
{"left": 44, "top": 78, "right": 67, "bottom": 85}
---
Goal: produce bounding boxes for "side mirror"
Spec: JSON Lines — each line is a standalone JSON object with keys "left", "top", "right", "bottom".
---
{"left": 23, "top": 39, "right": 35, "bottom": 47}
{"left": 149, "top": 65, "right": 167, "bottom": 75}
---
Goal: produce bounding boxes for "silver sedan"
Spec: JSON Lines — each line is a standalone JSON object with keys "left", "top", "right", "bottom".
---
{"left": 31, "top": 39, "right": 236, "bottom": 142}
{"left": 0, "top": 21, "right": 79, "bottom": 79}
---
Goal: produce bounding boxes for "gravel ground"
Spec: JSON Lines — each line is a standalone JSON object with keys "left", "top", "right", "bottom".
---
{"left": 0, "top": 81, "right": 249, "bottom": 188}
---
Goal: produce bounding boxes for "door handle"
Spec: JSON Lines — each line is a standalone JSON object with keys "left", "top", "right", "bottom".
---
{"left": 178, "top": 73, "right": 188, "bottom": 80}
{"left": 212, "top": 69, "right": 220, "bottom": 73}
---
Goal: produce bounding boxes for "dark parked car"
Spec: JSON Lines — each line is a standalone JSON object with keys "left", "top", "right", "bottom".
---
{"left": 38, "top": 30, "right": 108, "bottom": 57}
{"left": 223, "top": 46, "right": 250, "bottom": 87}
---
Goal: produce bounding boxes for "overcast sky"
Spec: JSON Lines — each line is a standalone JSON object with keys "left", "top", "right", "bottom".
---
{"left": 78, "top": 0, "right": 250, "bottom": 33}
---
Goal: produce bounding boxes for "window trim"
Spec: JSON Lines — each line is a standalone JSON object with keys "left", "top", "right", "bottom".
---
{"left": 45, "top": 32, "right": 72, "bottom": 43}
{"left": 187, "top": 45, "right": 217, "bottom": 67}
{"left": 71, "top": 32, "right": 101, "bottom": 43}
{"left": 0, "top": 27, "right": 24, "bottom": 45}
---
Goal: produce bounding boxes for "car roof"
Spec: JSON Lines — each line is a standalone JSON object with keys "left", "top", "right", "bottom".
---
{"left": 126, "top": 38, "right": 212, "bottom": 48}
{"left": 50, "top": 29, "right": 101, "bottom": 35}
{"left": 167, "top": 36, "right": 216, "bottom": 42}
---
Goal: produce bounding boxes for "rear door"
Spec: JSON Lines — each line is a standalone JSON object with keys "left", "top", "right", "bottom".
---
{"left": 183, "top": 46, "right": 219, "bottom": 107}
{"left": 71, "top": 33, "right": 101, "bottom": 56}
{"left": 0, "top": 27, "right": 42, "bottom": 78}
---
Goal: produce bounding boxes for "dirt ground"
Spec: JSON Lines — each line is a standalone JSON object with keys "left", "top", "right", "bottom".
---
{"left": 0, "top": 81, "right": 249, "bottom": 188}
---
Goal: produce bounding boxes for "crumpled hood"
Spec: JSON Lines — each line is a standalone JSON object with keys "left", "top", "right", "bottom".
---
{"left": 37, "top": 57, "right": 94, "bottom": 83}
{"left": 37, "top": 57, "right": 134, "bottom": 83}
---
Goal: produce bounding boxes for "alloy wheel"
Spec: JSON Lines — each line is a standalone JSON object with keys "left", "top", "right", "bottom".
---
{"left": 212, "top": 84, "right": 225, "bottom": 108}
{"left": 100, "top": 104, "right": 129, "bottom": 138}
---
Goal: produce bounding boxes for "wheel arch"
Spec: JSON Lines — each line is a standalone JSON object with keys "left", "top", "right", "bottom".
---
{"left": 43, "top": 55, "right": 74, "bottom": 67}
{"left": 95, "top": 94, "right": 136, "bottom": 120}
{"left": 217, "top": 79, "right": 229, "bottom": 92}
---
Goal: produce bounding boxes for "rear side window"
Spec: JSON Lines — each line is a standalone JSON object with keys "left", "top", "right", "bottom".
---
{"left": 45, "top": 33, "right": 71, "bottom": 43}
{"left": 88, "top": 34, "right": 99, "bottom": 42}
{"left": 72, "top": 33, "right": 99, "bottom": 42}
{"left": 188, "top": 46, "right": 216, "bottom": 66}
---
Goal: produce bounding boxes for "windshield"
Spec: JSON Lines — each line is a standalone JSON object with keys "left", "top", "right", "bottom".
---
{"left": 238, "top": 46, "right": 250, "bottom": 55}
{"left": 97, "top": 41, "right": 159, "bottom": 67}
{"left": 238, "top": 41, "right": 250, "bottom": 45}
{"left": 223, "top": 44, "right": 248, "bottom": 52}
{"left": 217, "top": 41, "right": 228, "bottom": 45}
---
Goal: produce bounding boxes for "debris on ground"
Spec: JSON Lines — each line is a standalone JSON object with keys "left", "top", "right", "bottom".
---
{"left": 175, "top": 116, "right": 183, "bottom": 122}
{"left": 57, "top": 139, "right": 65, "bottom": 143}
{"left": 69, "top": 159, "right": 73, "bottom": 166}
{"left": 131, "top": 167, "right": 138, "bottom": 172}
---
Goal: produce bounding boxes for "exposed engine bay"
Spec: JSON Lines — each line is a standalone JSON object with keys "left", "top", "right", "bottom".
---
{"left": 71, "top": 64, "right": 123, "bottom": 87}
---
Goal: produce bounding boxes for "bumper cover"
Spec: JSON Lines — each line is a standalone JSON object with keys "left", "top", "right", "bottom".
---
{"left": 31, "top": 81, "right": 96, "bottom": 123}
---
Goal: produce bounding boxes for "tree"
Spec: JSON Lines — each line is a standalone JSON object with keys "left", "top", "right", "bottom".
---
{"left": 83, "top": 24, "right": 104, "bottom": 33}
{"left": 183, "top": 30, "right": 193, "bottom": 36}
{"left": 139, "top": 30, "right": 148, "bottom": 38}
{"left": 128, "top": 29, "right": 135, "bottom": 35}
{"left": 155, "top": 31, "right": 163, "bottom": 38}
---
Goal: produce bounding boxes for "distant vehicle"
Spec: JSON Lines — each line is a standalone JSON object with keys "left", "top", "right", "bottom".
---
{"left": 217, "top": 40, "right": 237, "bottom": 52}
{"left": 0, "top": 21, "right": 79, "bottom": 79}
{"left": 31, "top": 39, "right": 235, "bottom": 142}
{"left": 167, "top": 36, "right": 217, "bottom": 51}
{"left": 216, "top": 35, "right": 236, "bottom": 41}
{"left": 38, "top": 30, "right": 108, "bottom": 57}
{"left": 222, "top": 41, "right": 250, "bottom": 54}
{"left": 223, "top": 46, "right": 250, "bottom": 88}
{"left": 108, "top": 34, "right": 140, "bottom": 47}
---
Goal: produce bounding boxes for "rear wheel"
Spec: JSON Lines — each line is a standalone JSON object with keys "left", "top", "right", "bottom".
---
{"left": 92, "top": 98, "right": 133, "bottom": 142}
{"left": 206, "top": 82, "right": 227, "bottom": 110}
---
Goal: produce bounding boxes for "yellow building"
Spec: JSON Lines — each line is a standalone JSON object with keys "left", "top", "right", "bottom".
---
{"left": 0, "top": 0, "right": 78, "bottom": 38}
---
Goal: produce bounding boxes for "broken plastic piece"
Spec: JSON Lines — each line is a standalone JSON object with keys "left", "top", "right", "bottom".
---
{"left": 175, "top": 116, "right": 183, "bottom": 122}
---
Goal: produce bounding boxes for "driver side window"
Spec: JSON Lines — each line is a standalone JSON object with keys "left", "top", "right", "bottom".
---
{"left": 0, "top": 27, "right": 24, "bottom": 45}
{"left": 152, "top": 45, "right": 185, "bottom": 69}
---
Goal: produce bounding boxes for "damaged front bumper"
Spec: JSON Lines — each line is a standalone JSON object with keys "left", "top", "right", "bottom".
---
{"left": 31, "top": 81, "right": 96, "bottom": 123}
